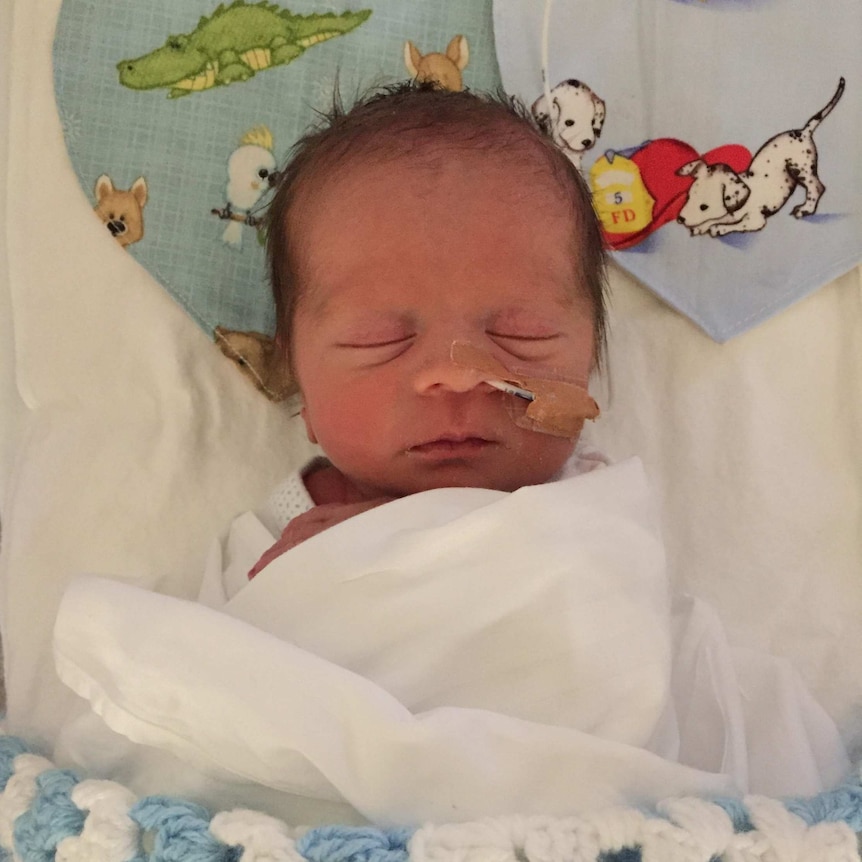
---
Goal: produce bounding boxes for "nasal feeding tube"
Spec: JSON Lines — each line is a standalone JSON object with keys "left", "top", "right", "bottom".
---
{"left": 450, "top": 341, "right": 599, "bottom": 439}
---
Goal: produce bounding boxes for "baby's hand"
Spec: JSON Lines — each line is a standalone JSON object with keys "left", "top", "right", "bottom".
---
{"left": 248, "top": 498, "right": 394, "bottom": 579}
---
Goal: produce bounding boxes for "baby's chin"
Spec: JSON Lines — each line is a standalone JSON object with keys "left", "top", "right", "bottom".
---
{"left": 364, "top": 461, "right": 568, "bottom": 498}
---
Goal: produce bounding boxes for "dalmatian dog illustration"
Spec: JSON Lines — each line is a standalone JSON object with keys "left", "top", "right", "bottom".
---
{"left": 532, "top": 79, "right": 606, "bottom": 171}
{"left": 676, "top": 78, "right": 845, "bottom": 237}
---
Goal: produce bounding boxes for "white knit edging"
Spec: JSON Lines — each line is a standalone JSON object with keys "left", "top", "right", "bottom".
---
{"left": 0, "top": 731, "right": 857, "bottom": 862}
{"left": 409, "top": 802, "right": 861, "bottom": 862}
{"left": 209, "top": 808, "right": 305, "bottom": 862}
{"left": 0, "top": 753, "right": 55, "bottom": 860}
{"left": 54, "top": 779, "right": 140, "bottom": 862}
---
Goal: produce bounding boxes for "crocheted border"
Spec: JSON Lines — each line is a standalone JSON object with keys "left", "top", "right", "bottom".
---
{"left": 0, "top": 733, "right": 860, "bottom": 862}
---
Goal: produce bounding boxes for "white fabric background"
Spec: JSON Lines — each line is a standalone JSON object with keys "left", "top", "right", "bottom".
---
{"left": 0, "top": 0, "right": 319, "bottom": 748}
{"left": 0, "top": 0, "right": 860, "bottom": 799}
{"left": 0, "top": 1, "right": 24, "bottom": 502}
{"left": 580, "top": 263, "right": 862, "bottom": 755}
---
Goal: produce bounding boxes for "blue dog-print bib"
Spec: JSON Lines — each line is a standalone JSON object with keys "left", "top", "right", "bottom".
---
{"left": 493, "top": 0, "right": 861, "bottom": 341}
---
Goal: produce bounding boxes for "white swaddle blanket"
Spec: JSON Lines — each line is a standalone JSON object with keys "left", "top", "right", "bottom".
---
{"left": 53, "top": 458, "right": 849, "bottom": 825}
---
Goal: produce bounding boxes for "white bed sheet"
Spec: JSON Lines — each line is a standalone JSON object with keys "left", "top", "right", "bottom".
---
{"left": 0, "top": 0, "right": 860, "bottom": 809}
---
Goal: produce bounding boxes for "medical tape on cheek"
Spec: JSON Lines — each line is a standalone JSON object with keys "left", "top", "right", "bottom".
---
{"left": 450, "top": 341, "right": 600, "bottom": 439}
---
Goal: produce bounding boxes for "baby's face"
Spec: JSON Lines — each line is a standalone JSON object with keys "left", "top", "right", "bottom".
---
{"left": 289, "top": 151, "right": 595, "bottom": 498}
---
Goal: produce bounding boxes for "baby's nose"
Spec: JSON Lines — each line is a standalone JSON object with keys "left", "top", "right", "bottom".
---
{"left": 412, "top": 349, "right": 489, "bottom": 395}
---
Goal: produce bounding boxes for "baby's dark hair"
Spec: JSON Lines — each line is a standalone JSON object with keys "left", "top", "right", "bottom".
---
{"left": 266, "top": 80, "right": 608, "bottom": 368}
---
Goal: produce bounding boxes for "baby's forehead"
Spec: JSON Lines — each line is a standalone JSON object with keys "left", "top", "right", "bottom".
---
{"left": 294, "top": 151, "right": 577, "bottom": 263}
{"left": 342, "top": 126, "right": 560, "bottom": 181}
{"left": 295, "top": 138, "right": 574, "bottom": 237}
{"left": 291, "top": 141, "right": 586, "bottom": 293}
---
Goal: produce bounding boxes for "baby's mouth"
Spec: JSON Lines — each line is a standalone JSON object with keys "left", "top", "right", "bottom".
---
{"left": 407, "top": 436, "right": 497, "bottom": 457}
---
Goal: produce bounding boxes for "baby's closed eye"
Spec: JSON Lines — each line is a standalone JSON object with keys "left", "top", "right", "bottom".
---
{"left": 487, "top": 331, "right": 563, "bottom": 361}
{"left": 335, "top": 333, "right": 416, "bottom": 364}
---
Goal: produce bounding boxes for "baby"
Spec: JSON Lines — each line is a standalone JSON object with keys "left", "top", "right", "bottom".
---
{"left": 249, "top": 81, "right": 609, "bottom": 577}
{"left": 142, "top": 84, "right": 850, "bottom": 818}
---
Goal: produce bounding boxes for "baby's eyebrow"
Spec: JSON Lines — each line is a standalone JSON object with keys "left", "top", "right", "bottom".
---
{"left": 332, "top": 308, "right": 416, "bottom": 331}
{"left": 486, "top": 306, "right": 566, "bottom": 332}
{"left": 293, "top": 282, "right": 331, "bottom": 319}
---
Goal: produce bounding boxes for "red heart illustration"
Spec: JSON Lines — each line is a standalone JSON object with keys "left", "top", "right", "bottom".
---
{"left": 603, "top": 139, "right": 752, "bottom": 250}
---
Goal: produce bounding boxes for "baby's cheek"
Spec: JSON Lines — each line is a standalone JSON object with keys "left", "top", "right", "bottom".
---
{"left": 515, "top": 430, "right": 577, "bottom": 480}
{"left": 307, "top": 390, "right": 386, "bottom": 458}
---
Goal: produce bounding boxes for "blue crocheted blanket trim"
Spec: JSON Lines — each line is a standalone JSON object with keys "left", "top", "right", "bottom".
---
{"left": 0, "top": 733, "right": 859, "bottom": 862}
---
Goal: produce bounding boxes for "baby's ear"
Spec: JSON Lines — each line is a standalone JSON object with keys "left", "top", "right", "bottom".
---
{"left": 300, "top": 405, "right": 318, "bottom": 444}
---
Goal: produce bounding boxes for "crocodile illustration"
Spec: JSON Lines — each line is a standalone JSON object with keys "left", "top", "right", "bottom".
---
{"left": 117, "top": 1, "right": 372, "bottom": 98}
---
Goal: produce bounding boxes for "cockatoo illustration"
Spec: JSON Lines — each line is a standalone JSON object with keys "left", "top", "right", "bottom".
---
{"left": 212, "top": 125, "right": 278, "bottom": 248}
